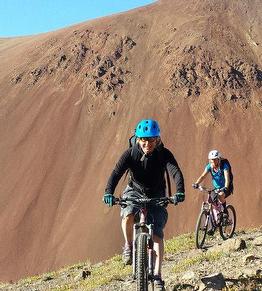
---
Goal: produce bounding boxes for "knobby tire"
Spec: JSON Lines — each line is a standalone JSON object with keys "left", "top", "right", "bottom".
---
{"left": 219, "top": 204, "right": 236, "bottom": 240}
{"left": 195, "top": 210, "right": 208, "bottom": 249}
{"left": 136, "top": 233, "right": 149, "bottom": 291}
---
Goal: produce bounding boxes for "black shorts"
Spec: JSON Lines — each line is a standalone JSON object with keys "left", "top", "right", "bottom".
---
{"left": 120, "top": 186, "right": 168, "bottom": 239}
{"left": 209, "top": 186, "right": 233, "bottom": 203}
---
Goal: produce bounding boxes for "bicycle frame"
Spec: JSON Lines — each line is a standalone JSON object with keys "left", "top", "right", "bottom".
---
{"left": 201, "top": 196, "right": 223, "bottom": 230}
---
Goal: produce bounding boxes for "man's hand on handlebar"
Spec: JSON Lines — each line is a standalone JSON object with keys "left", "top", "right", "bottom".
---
{"left": 219, "top": 186, "right": 228, "bottom": 193}
{"left": 103, "top": 193, "right": 115, "bottom": 207}
{"left": 171, "top": 192, "right": 185, "bottom": 205}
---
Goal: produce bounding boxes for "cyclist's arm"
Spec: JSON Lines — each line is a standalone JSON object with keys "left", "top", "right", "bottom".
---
{"left": 165, "top": 149, "right": 185, "bottom": 193}
{"left": 105, "top": 149, "right": 131, "bottom": 194}
{"left": 224, "top": 169, "right": 230, "bottom": 188}
{"left": 195, "top": 168, "right": 209, "bottom": 184}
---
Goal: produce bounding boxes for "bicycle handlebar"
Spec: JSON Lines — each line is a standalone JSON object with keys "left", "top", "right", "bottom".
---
{"left": 193, "top": 185, "right": 221, "bottom": 194}
{"left": 114, "top": 196, "right": 175, "bottom": 207}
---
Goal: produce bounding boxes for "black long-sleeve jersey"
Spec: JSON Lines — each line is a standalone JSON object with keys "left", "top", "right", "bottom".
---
{"left": 105, "top": 143, "right": 185, "bottom": 197}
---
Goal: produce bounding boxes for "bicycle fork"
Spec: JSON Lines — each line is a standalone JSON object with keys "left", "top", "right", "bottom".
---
{"left": 202, "top": 204, "right": 216, "bottom": 232}
{"left": 147, "top": 224, "right": 154, "bottom": 278}
{"left": 132, "top": 225, "right": 137, "bottom": 278}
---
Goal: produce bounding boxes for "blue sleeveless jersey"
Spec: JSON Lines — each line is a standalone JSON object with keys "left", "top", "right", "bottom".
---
{"left": 205, "top": 161, "right": 229, "bottom": 189}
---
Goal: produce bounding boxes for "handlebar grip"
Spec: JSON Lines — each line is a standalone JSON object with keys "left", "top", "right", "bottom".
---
{"left": 114, "top": 197, "right": 119, "bottom": 203}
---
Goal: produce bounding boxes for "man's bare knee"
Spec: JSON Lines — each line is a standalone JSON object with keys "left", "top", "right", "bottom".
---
{"left": 122, "top": 214, "right": 134, "bottom": 225}
{"left": 153, "top": 235, "right": 163, "bottom": 244}
{"left": 219, "top": 193, "right": 226, "bottom": 203}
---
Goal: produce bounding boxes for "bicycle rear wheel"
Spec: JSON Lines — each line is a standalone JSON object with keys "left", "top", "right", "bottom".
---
{"left": 219, "top": 205, "right": 236, "bottom": 240}
{"left": 195, "top": 210, "right": 209, "bottom": 249}
{"left": 136, "top": 233, "right": 148, "bottom": 291}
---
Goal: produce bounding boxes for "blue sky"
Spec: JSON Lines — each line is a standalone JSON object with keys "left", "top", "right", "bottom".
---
{"left": 0, "top": 0, "right": 155, "bottom": 37}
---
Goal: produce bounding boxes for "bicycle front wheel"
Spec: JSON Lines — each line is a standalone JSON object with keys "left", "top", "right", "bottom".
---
{"left": 136, "top": 233, "right": 148, "bottom": 291}
{"left": 195, "top": 210, "right": 209, "bottom": 249}
{"left": 219, "top": 205, "right": 236, "bottom": 240}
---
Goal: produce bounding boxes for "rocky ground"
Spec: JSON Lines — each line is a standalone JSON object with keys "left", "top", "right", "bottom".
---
{"left": 95, "top": 228, "right": 262, "bottom": 291}
{"left": 1, "top": 227, "right": 261, "bottom": 291}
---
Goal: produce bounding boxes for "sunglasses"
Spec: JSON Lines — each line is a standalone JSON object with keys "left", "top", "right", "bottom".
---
{"left": 140, "top": 137, "right": 157, "bottom": 143}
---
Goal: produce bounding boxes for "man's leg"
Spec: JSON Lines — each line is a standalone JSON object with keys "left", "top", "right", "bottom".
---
{"left": 121, "top": 213, "right": 134, "bottom": 245}
{"left": 219, "top": 192, "right": 230, "bottom": 227}
{"left": 218, "top": 192, "right": 226, "bottom": 204}
{"left": 121, "top": 213, "right": 134, "bottom": 265}
{"left": 219, "top": 191, "right": 230, "bottom": 215}
{"left": 153, "top": 235, "right": 164, "bottom": 276}
{"left": 150, "top": 204, "right": 167, "bottom": 289}
{"left": 153, "top": 235, "right": 165, "bottom": 290}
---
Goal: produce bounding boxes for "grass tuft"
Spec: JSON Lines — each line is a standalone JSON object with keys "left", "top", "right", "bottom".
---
{"left": 79, "top": 255, "right": 132, "bottom": 290}
{"left": 173, "top": 251, "right": 224, "bottom": 273}
{"left": 165, "top": 233, "right": 195, "bottom": 254}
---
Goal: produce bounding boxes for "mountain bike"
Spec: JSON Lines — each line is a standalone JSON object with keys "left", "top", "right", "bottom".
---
{"left": 114, "top": 196, "right": 175, "bottom": 291}
{"left": 193, "top": 185, "right": 236, "bottom": 249}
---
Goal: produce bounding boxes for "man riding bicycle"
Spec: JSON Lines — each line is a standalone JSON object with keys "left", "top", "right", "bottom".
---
{"left": 193, "top": 150, "right": 233, "bottom": 224}
{"left": 103, "top": 119, "right": 185, "bottom": 290}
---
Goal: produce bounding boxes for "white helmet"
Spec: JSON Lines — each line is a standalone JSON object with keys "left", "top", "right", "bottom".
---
{"left": 208, "top": 149, "right": 221, "bottom": 159}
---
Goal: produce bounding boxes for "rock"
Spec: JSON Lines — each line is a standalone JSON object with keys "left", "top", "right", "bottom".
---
{"left": 42, "top": 275, "right": 53, "bottom": 281}
{"left": 182, "top": 271, "right": 196, "bottom": 280}
{"left": 111, "top": 93, "right": 118, "bottom": 101}
{"left": 73, "top": 273, "right": 82, "bottom": 281}
{"left": 242, "top": 268, "right": 261, "bottom": 277}
{"left": 82, "top": 267, "right": 91, "bottom": 279}
{"left": 198, "top": 282, "right": 206, "bottom": 291}
{"left": 97, "top": 66, "right": 107, "bottom": 77}
{"left": 226, "top": 280, "right": 234, "bottom": 288}
{"left": 208, "top": 238, "right": 246, "bottom": 254}
{"left": 253, "top": 236, "right": 262, "bottom": 246}
{"left": 243, "top": 254, "right": 259, "bottom": 264}
{"left": 200, "top": 273, "right": 226, "bottom": 290}
{"left": 73, "top": 268, "right": 91, "bottom": 281}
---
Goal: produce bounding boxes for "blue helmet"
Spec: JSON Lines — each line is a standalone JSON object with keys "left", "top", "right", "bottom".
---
{"left": 135, "top": 119, "right": 160, "bottom": 138}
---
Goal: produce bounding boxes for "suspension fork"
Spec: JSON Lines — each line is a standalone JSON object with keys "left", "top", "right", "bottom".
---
{"left": 202, "top": 202, "right": 216, "bottom": 230}
{"left": 132, "top": 207, "right": 148, "bottom": 278}
{"left": 132, "top": 223, "right": 137, "bottom": 278}
{"left": 147, "top": 224, "right": 154, "bottom": 278}
{"left": 140, "top": 208, "right": 154, "bottom": 278}
{"left": 202, "top": 203, "right": 211, "bottom": 229}
{"left": 209, "top": 206, "right": 218, "bottom": 228}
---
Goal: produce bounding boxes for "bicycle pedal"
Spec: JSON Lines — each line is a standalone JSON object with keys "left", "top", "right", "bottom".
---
{"left": 207, "top": 228, "right": 215, "bottom": 236}
{"left": 148, "top": 274, "right": 155, "bottom": 281}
